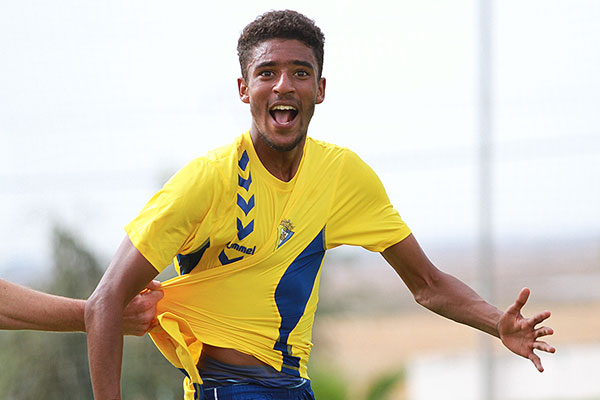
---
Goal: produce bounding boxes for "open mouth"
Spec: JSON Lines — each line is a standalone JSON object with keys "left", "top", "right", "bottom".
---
{"left": 269, "top": 105, "right": 298, "bottom": 125}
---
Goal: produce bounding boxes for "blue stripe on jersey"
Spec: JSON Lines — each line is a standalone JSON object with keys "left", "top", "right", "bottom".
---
{"left": 238, "top": 150, "right": 250, "bottom": 171}
{"left": 236, "top": 218, "right": 254, "bottom": 240}
{"left": 273, "top": 227, "right": 326, "bottom": 375}
{"left": 238, "top": 172, "right": 252, "bottom": 191}
{"left": 237, "top": 194, "right": 255, "bottom": 216}
{"left": 177, "top": 239, "right": 210, "bottom": 275}
{"left": 218, "top": 249, "right": 243, "bottom": 265}
{"left": 219, "top": 150, "right": 255, "bottom": 266}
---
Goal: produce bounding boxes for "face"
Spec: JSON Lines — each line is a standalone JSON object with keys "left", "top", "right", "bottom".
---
{"left": 238, "top": 39, "right": 326, "bottom": 152}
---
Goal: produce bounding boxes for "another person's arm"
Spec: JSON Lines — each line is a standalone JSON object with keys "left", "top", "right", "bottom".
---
{"left": 382, "top": 234, "right": 555, "bottom": 372}
{"left": 0, "top": 278, "right": 162, "bottom": 335}
{"left": 85, "top": 236, "right": 159, "bottom": 400}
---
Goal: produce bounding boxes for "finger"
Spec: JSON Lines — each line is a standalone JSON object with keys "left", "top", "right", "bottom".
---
{"left": 142, "top": 289, "right": 164, "bottom": 302}
{"left": 533, "top": 341, "right": 556, "bottom": 354}
{"left": 533, "top": 326, "right": 554, "bottom": 339}
{"left": 135, "top": 290, "right": 164, "bottom": 311}
{"left": 528, "top": 311, "right": 551, "bottom": 327}
{"left": 529, "top": 353, "right": 544, "bottom": 373}
{"left": 506, "top": 287, "right": 530, "bottom": 316}
{"left": 128, "top": 307, "right": 155, "bottom": 335}
{"left": 145, "top": 280, "right": 162, "bottom": 290}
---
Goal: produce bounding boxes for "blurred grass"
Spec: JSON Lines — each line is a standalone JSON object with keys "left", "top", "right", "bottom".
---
{"left": 364, "top": 369, "right": 405, "bottom": 400}
{"left": 309, "top": 358, "right": 405, "bottom": 400}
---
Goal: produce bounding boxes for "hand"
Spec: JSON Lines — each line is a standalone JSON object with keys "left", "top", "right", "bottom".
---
{"left": 497, "top": 287, "right": 556, "bottom": 372}
{"left": 121, "top": 280, "right": 164, "bottom": 336}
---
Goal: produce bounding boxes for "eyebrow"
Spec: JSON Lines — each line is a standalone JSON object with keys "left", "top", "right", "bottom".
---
{"left": 255, "top": 60, "right": 315, "bottom": 71}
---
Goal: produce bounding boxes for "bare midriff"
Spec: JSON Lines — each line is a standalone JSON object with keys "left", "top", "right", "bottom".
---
{"left": 200, "top": 343, "right": 269, "bottom": 367}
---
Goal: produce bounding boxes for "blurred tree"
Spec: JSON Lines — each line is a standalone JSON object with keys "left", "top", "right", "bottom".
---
{"left": 0, "top": 227, "right": 183, "bottom": 399}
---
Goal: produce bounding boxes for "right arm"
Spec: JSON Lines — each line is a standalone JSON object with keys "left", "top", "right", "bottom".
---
{"left": 0, "top": 278, "right": 162, "bottom": 335}
{"left": 85, "top": 236, "right": 159, "bottom": 400}
{"left": 0, "top": 278, "right": 86, "bottom": 331}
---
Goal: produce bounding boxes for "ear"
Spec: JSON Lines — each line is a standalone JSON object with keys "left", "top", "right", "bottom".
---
{"left": 238, "top": 78, "right": 250, "bottom": 104}
{"left": 316, "top": 77, "right": 326, "bottom": 104}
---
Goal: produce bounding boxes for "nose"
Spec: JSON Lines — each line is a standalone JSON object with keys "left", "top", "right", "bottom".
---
{"left": 273, "top": 72, "right": 295, "bottom": 95}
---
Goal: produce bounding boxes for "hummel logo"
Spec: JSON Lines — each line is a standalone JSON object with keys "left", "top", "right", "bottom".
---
{"left": 226, "top": 242, "right": 256, "bottom": 255}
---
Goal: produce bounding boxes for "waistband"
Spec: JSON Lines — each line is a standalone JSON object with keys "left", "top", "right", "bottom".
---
{"left": 197, "top": 353, "right": 307, "bottom": 389}
{"left": 196, "top": 380, "right": 314, "bottom": 400}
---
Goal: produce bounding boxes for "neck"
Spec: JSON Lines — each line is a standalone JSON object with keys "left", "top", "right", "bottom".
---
{"left": 250, "top": 131, "right": 306, "bottom": 182}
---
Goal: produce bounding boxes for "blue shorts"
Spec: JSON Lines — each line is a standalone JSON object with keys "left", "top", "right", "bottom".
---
{"left": 196, "top": 380, "right": 315, "bottom": 400}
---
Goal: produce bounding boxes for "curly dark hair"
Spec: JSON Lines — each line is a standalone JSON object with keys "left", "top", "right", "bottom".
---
{"left": 237, "top": 10, "right": 325, "bottom": 81}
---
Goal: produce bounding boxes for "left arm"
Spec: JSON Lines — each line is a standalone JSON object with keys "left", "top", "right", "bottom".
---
{"left": 85, "top": 236, "right": 159, "bottom": 400}
{"left": 382, "top": 234, "right": 555, "bottom": 372}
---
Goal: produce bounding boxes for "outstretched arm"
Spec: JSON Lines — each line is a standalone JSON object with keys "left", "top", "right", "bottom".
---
{"left": 0, "top": 278, "right": 86, "bottom": 331}
{"left": 85, "top": 236, "right": 159, "bottom": 400}
{"left": 381, "top": 234, "right": 555, "bottom": 372}
{"left": 0, "top": 278, "right": 162, "bottom": 335}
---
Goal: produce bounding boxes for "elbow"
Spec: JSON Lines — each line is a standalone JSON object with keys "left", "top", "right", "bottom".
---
{"left": 413, "top": 286, "right": 433, "bottom": 309}
{"left": 84, "top": 291, "right": 102, "bottom": 332}
{"left": 411, "top": 270, "right": 442, "bottom": 310}
{"left": 84, "top": 288, "right": 118, "bottom": 333}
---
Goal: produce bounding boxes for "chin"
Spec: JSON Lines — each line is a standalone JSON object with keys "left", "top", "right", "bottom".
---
{"left": 262, "top": 130, "right": 306, "bottom": 152}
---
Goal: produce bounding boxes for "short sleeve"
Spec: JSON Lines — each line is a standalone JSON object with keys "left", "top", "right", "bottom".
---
{"left": 125, "top": 158, "right": 222, "bottom": 272}
{"left": 325, "top": 150, "right": 411, "bottom": 252}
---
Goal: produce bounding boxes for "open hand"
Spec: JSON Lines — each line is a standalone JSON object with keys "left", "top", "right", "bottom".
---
{"left": 497, "top": 287, "right": 556, "bottom": 372}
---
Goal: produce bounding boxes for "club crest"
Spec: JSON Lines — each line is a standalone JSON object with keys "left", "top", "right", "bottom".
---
{"left": 276, "top": 219, "right": 295, "bottom": 249}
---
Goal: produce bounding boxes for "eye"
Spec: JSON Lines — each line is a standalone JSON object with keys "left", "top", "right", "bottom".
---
{"left": 259, "top": 70, "right": 274, "bottom": 78}
{"left": 295, "top": 70, "right": 310, "bottom": 78}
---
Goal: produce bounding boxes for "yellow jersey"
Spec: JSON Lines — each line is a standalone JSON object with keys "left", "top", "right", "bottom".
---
{"left": 125, "top": 131, "right": 411, "bottom": 396}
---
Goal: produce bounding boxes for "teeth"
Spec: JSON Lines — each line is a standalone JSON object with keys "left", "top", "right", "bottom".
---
{"left": 270, "top": 105, "right": 297, "bottom": 111}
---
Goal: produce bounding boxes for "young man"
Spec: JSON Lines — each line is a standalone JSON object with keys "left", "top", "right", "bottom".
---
{"left": 85, "top": 10, "right": 555, "bottom": 400}
{"left": 0, "top": 278, "right": 162, "bottom": 335}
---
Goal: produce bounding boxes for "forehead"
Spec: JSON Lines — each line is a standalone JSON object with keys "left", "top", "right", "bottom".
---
{"left": 248, "top": 39, "right": 318, "bottom": 70}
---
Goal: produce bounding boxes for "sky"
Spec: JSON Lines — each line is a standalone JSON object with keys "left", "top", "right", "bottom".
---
{"left": 1, "top": 0, "right": 599, "bottom": 279}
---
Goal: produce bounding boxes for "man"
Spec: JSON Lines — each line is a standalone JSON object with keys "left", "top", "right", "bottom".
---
{"left": 0, "top": 278, "right": 162, "bottom": 335}
{"left": 86, "top": 10, "right": 555, "bottom": 400}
